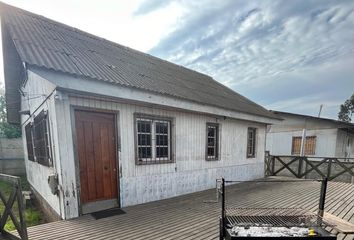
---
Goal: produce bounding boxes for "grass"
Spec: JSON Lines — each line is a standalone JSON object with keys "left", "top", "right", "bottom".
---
{"left": 0, "top": 175, "right": 44, "bottom": 232}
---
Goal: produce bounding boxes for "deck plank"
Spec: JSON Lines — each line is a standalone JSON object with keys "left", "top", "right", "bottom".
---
{"left": 323, "top": 212, "right": 354, "bottom": 234}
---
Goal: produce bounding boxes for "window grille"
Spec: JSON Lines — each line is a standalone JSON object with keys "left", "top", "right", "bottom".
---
{"left": 206, "top": 123, "right": 219, "bottom": 160}
{"left": 247, "top": 128, "right": 257, "bottom": 158}
{"left": 25, "top": 122, "right": 34, "bottom": 161}
{"left": 33, "top": 110, "right": 52, "bottom": 166}
{"left": 292, "top": 136, "right": 316, "bottom": 155}
{"left": 136, "top": 115, "right": 172, "bottom": 164}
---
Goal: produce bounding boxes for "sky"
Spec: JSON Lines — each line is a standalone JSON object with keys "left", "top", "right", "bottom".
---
{"left": 1, "top": 0, "right": 353, "bottom": 120}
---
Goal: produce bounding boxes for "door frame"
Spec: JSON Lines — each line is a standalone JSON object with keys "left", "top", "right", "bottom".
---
{"left": 70, "top": 105, "right": 121, "bottom": 215}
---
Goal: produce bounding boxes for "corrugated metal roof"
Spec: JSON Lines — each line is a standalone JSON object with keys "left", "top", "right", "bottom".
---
{"left": 0, "top": 2, "right": 278, "bottom": 119}
{"left": 271, "top": 111, "right": 354, "bottom": 128}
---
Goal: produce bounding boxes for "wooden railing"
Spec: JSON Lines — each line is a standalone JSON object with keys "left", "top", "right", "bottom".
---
{"left": 265, "top": 153, "right": 354, "bottom": 182}
{"left": 0, "top": 174, "right": 28, "bottom": 240}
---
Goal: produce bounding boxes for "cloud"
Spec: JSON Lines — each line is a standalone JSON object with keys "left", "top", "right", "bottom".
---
{"left": 133, "top": 0, "right": 172, "bottom": 16}
{"left": 145, "top": 0, "right": 354, "bottom": 119}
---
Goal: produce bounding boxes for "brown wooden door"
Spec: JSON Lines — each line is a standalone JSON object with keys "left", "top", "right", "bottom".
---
{"left": 75, "top": 110, "right": 118, "bottom": 206}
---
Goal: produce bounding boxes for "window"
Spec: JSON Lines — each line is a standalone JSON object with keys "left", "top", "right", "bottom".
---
{"left": 137, "top": 118, "right": 152, "bottom": 160}
{"left": 33, "top": 110, "right": 52, "bottom": 166}
{"left": 135, "top": 115, "right": 172, "bottom": 164}
{"left": 292, "top": 137, "right": 302, "bottom": 155}
{"left": 292, "top": 136, "right": 316, "bottom": 155}
{"left": 155, "top": 120, "right": 169, "bottom": 159}
{"left": 206, "top": 123, "right": 219, "bottom": 160}
{"left": 25, "top": 123, "right": 34, "bottom": 161}
{"left": 247, "top": 128, "right": 257, "bottom": 158}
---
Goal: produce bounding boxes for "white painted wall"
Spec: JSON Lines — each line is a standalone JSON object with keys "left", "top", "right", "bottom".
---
{"left": 30, "top": 67, "right": 279, "bottom": 125}
{"left": 63, "top": 94, "right": 266, "bottom": 217}
{"left": 266, "top": 129, "right": 338, "bottom": 157}
{"left": 21, "top": 71, "right": 63, "bottom": 217}
{"left": 22, "top": 68, "right": 272, "bottom": 219}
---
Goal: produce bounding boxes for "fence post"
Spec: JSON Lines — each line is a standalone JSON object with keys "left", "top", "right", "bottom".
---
{"left": 298, "top": 157, "right": 303, "bottom": 178}
{"left": 264, "top": 151, "right": 269, "bottom": 176}
{"left": 271, "top": 156, "right": 275, "bottom": 176}
{"left": 0, "top": 174, "right": 28, "bottom": 240}
{"left": 327, "top": 158, "right": 332, "bottom": 179}
{"left": 17, "top": 180, "right": 28, "bottom": 240}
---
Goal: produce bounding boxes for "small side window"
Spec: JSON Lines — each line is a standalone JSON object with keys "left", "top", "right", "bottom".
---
{"left": 206, "top": 123, "right": 219, "bottom": 160}
{"left": 33, "top": 110, "right": 52, "bottom": 167}
{"left": 247, "top": 128, "right": 256, "bottom": 158}
{"left": 25, "top": 122, "right": 34, "bottom": 161}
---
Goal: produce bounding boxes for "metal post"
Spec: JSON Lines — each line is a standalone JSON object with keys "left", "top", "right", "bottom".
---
{"left": 216, "top": 179, "right": 219, "bottom": 202}
{"left": 318, "top": 178, "right": 328, "bottom": 220}
{"left": 220, "top": 178, "right": 225, "bottom": 240}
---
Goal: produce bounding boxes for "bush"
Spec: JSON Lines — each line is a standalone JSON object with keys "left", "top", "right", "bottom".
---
{"left": 0, "top": 122, "right": 22, "bottom": 138}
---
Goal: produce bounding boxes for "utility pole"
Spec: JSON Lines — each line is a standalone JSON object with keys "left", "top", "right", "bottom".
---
{"left": 318, "top": 104, "right": 323, "bottom": 118}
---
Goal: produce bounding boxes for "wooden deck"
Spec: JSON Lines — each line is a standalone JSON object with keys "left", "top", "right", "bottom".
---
{"left": 3, "top": 177, "right": 354, "bottom": 240}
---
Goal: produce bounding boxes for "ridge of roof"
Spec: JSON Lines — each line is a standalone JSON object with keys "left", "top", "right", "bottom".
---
{"left": 271, "top": 110, "right": 354, "bottom": 127}
{"left": 0, "top": 1, "right": 279, "bottom": 120}
{"left": 1, "top": 1, "right": 213, "bottom": 80}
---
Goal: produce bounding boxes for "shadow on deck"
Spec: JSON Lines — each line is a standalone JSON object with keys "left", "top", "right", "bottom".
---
{"left": 4, "top": 177, "right": 354, "bottom": 240}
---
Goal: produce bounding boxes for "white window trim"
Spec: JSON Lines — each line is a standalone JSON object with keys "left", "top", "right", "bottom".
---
{"left": 135, "top": 114, "right": 173, "bottom": 164}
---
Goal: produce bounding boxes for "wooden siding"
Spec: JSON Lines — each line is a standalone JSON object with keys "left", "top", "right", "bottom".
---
{"left": 21, "top": 69, "right": 270, "bottom": 220}
{"left": 69, "top": 95, "right": 266, "bottom": 176}
{"left": 7, "top": 177, "right": 354, "bottom": 240}
{"left": 31, "top": 67, "right": 280, "bottom": 125}
{"left": 20, "top": 71, "right": 62, "bottom": 216}
{"left": 65, "top": 95, "right": 266, "bottom": 211}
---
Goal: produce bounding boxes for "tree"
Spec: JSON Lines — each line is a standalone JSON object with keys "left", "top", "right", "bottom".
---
{"left": 0, "top": 86, "right": 22, "bottom": 138}
{"left": 338, "top": 94, "right": 354, "bottom": 123}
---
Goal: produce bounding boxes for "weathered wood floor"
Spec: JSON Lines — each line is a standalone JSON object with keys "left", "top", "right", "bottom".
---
{"left": 3, "top": 177, "right": 354, "bottom": 240}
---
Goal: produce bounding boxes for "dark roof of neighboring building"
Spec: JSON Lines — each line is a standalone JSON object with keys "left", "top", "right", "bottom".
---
{"left": 270, "top": 110, "right": 354, "bottom": 129}
{"left": 0, "top": 2, "right": 279, "bottom": 120}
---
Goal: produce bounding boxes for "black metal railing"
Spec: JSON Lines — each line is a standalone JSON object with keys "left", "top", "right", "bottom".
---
{"left": 265, "top": 153, "right": 354, "bottom": 181}
{"left": 0, "top": 174, "right": 28, "bottom": 240}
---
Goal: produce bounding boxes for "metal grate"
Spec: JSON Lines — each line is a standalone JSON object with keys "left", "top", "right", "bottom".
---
{"left": 226, "top": 208, "right": 330, "bottom": 228}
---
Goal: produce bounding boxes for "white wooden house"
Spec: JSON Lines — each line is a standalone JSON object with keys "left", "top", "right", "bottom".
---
{"left": 266, "top": 111, "right": 354, "bottom": 158}
{"left": 1, "top": 3, "right": 279, "bottom": 219}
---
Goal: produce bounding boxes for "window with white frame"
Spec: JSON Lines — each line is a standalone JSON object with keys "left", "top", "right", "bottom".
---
{"left": 135, "top": 115, "right": 172, "bottom": 164}
{"left": 206, "top": 123, "right": 219, "bottom": 160}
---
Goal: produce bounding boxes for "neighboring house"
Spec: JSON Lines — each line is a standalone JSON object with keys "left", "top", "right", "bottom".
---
{"left": 0, "top": 3, "right": 279, "bottom": 220}
{"left": 266, "top": 111, "right": 354, "bottom": 158}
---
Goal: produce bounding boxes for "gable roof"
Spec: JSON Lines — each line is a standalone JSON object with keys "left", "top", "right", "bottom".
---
{"left": 0, "top": 2, "right": 278, "bottom": 120}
